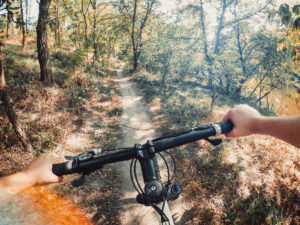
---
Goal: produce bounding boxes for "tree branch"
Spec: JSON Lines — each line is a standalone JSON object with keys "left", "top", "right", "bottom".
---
{"left": 222, "top": 0, "right": 272, "bottom": 28}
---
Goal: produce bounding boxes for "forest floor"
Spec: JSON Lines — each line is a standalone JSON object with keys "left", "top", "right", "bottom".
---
{"left": 0, "top": 40, "right": 124, "bottom": 224}
{"left": 129, "top": 71, "right": 300, "bottom": 225}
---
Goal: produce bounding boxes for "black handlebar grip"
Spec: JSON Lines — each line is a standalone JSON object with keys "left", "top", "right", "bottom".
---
{"left": 52, "top": 162, "right": 71, "bottom": 176}
{"left": 218, "top": 120, "right": 234, "bottom": 134}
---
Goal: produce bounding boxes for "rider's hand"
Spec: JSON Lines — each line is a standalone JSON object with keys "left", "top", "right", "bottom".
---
{"left": 23, "top": 153, "right": 63, "bottom": 186}
{"left": 222, "top": 104, "right": 263, "bottom": 137}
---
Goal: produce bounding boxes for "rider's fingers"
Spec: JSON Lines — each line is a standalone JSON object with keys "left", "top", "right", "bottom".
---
{"left": 222, "top": 110, "right": 232, "bottom": 122}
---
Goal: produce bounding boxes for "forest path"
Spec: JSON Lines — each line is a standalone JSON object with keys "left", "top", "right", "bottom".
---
{"left": 115, "top": 64, "right": 190, "bottom": 225}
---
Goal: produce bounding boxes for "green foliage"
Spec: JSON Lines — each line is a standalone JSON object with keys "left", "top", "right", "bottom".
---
{"left": 132, "top": 75, "right": 164, "bottom": 102}
{"left": 108, "top": 107, "right": 123, "bottom": 117}
{"left": 84, "top": 62, "right": 101, "bottom": 76}
{"left": 3, "top": 46, "right": 39, "bottom": 91}
{"left": 66, "top": 82, "right": 90, "bottom": 112}
{"left": 53, "top": 71, "right": 69, "bottom": 85}
{"left": 0, "top": 0, "right": 23, "bottom": 33}
{"left": 292, "top": 17, "right": 300, "bottom": 30}
{"left": 36, "top": 131, "right": 52, "bottom": 153}
{"left": 276, "top": 3, "right": 300, "bottom": 62}
{"left": 164, "top": 97, "right": 209, "bottom": 129}
{"left": 69, "top": 48, "right": 87, "bottom": 70}
{"left": 292, "top": 5, "right": 300, "bottom": 14}
{"left": 52, "top": 48, "right": 87, "bottom": 73}
{"left": 279, "top": 4, "right": 292, "bottom": 26}
{"left": 133, "top": 73, "right": 210, "bottom": 135}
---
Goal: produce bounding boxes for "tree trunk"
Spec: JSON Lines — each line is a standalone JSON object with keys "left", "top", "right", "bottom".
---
{"left": 54, "top": 0, "right": 60, "bottom": 46}
{"left": 213, "top": 0, "right": 227, "bottom": 55}
{"left": 25, "top": 0, "right": 29, "bottom": 33}
{"left": 36, "top": 0, "right": 53, "bottom": 85}
{"left": 234, "top": 3, "right": 247, "bottom": 96}
{"left": 0, "top": 46, "right": 34, "bottom": 152}
{"left": 20, "top": 0, "right": 26, "bottom": 48}
{"left": 91, "top": 0, "right": 98, "bottom": 62}
{"left": 256, "top": 87, "right": 274, "bottom": 103}
{"left": 6, "top": 8, "right": 10, "bottom": 38}
{"left": 199, "top": 0, "right": 213, "bottom": 90}
{"left": 81, "top": 0, "right": 88, "bottom": 42}
{"left": 161, "top": 50, "right": 172, "bottom": 88}
{"left": 249, "top": 75, "right": 265, "bottom": 98}
{"left": 131, "top": 0, "right": 138, "bottom": 71}
{"left": 131, "top": 0, "right": 155, "bottom": 72}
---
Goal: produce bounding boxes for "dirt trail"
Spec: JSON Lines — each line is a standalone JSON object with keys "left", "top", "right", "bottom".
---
{"left": 116, "top": 65, "right": 190, "bottom": 225}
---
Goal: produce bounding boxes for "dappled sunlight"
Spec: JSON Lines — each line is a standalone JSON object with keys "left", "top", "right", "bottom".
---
{"left": 122, "top": 96, "right": 143, "bottom": 107}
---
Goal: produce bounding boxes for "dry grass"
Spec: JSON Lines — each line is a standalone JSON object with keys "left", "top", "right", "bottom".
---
{"left": 0, "top": 38, "right": 123, "bottom": 224}
{"left": 133, "top": 72, "right": 300, "bottom": 225}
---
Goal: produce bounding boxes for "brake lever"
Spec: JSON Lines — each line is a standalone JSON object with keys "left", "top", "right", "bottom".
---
{"left": 64, "top": 148, "right": 103, "bottom": 187}
{"left": 205, "top": 137, "right": 222, "bottom": 146}
{"left": 71, "top": 173, "right": 87, "bottom": 187}
{"left": 64, "top": 148, "right": 102, "bottom": 161}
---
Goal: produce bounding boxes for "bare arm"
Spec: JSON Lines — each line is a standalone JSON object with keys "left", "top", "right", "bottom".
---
{"left": 0, "top": 154, "right": 62, "bottom": 202}
{"left": 223, "top": 104, "right": 300, "bottom": 148}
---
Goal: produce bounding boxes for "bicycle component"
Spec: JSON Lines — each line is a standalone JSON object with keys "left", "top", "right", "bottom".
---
{"left": 211, "top": 123, "right": 222, "bottom": 136}
{"left": 71, "top": 173, "right": 87, "bottom": 187}
{"left": 64, "top": 148, "right": 102, "bottom": 161}
{"left": 52, "top": 120, "right": 234, "bottom": 225}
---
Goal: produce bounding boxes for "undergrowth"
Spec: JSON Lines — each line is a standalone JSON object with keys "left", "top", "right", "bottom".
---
{"left": 1, "top": 41, "right": 123, "bottom": 224}
{"left": 132, "top": 71, "right": 299, "bottom": 225}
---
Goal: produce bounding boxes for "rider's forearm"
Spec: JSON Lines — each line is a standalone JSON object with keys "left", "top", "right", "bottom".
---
{"left": 255, "top": 116, "right": 300, "bottom": 148}
{"left": 0, "top": 171, "right": 35, "bottom": 195}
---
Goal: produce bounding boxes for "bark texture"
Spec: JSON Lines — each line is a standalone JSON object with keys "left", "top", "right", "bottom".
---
{"left": 36, "top": 0, "right": 53, "bottom": 85}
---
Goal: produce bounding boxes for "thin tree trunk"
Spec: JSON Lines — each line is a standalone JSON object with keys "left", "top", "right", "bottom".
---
{"left": 161, "top": 50, "right": 172, "bottom": 88}
{"left": 20, "top": 0, "right": 26, "bottom": 48}
{"left": 234, "top": 3, "right": 247, "bottom": 96}
{"left": 131, "top": 0, "right": 137, "bottom": 71}
{"left": 0, "top": 91, "right": 34, "bottom": 152}
{"left": 256, "top": 87, "right": 274, "bottom": 103}
{"left": 54, "top": 1, "right": 58, "bottom": 45}
{"left": 6, "top": 7, "right": 10, "bottom": 38}
{"left": 259, "top": 77, "right": 262, "bottom": 108}
{"left": 249, "top": 75, "right": 266, "bottom": 98}
{"left": 0, "top": 47, "right": 5, "bottom": 88}
{"left": 0, "top": 46, "right": 34, "bottom": 152}
{"left": 81, "top": 0, "right": 88, "bottom": 42}
{"left": 131, "top": 0, "right": 155, "bottom": 71}
{"left": 213, "top": 0, "right": 227, "bottom": 55}
{"left": 25, "top": 0, "right": 29, "bottom": 33}
{"left": 93, "top": 12, "right": 97, "bottom": 62}
{"left": 36, "top": 0, "right": 53, "bottom": 85}
{"left": 89, "top": 0, "right": 97, "bottom": 62}
{"left": 199, "top": 0, "right": 213, "bottom": 90}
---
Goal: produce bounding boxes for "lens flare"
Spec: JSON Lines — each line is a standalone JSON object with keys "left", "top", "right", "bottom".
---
{"left": 17, "top": 187, "right": 94, "bottom": 225}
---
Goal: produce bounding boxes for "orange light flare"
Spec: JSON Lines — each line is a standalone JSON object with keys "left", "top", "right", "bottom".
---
{"left": 18, "top": 187, "right": 94, "bottom": 225}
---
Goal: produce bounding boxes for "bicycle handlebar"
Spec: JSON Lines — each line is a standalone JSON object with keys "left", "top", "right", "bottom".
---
{"left": 52, "top": 120, "right": 233, "bottom": 176}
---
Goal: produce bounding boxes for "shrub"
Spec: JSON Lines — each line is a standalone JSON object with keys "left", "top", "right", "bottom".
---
{"left": 66, "top": 82, "right": 90, "bottom": 112}
{"left": 52, "top": 48, "right": 87, "bottom": 73}
{"left": 108, "top": 107, "right": 123, "bottom": 117}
